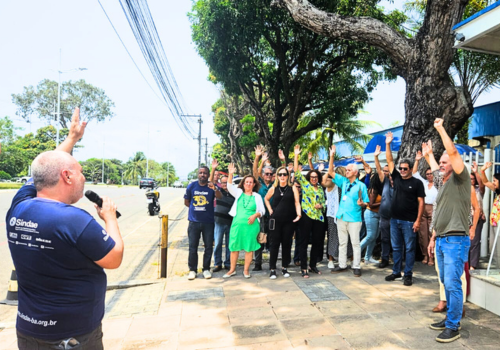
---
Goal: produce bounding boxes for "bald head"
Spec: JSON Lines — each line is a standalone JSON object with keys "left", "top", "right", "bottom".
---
{"left": 32, "top": 151, "right": 79, "bottom": 191}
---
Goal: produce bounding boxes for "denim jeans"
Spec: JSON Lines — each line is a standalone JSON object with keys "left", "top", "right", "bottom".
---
{"left": 380, "top": 217, "right": 391, "bottom": 261}
{"left": 17, "top": 324, "right": 103, "bottom": 349}
{"left": 361, "top": 210, "right": 380, "bottom": 260}
{"left": 390, "top": 218, "right": 416, "bottom": 276}
{"left": 187, "top": 221, "right": 214, "bottom": 271}
{"left": 213, "top": 222, "right": 231, "bottom": 268}
{"left": 436, "top": 235, "right": 470, "bottom": 330}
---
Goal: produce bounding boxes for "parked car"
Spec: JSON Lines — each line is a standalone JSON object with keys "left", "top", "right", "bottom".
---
{"left": 173, "top": 181, "right": 182, "bottom": 188}
{"left": 139, "top": 177, "right": 157, "bottom": 189}
{"left": 16, "top": 176, "right": 30, "bottom": 184}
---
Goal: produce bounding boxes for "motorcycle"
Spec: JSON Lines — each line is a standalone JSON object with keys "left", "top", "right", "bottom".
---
{"left": 145, "top": 187, "right": 161, "bottom": 216}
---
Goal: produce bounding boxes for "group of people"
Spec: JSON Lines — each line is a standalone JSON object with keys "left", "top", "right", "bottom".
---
{"left": 184, "top": 118, "right": 497, "bottom": 343}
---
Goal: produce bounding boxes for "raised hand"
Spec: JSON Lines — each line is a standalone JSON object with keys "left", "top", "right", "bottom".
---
{"left": 481, "top": 161, "right": 493, "bottom": 172}
{"left": 353, "top": 155, "right": 363, "bottom": 163}
{"left": 68, "top": 107, "right": 87, "bottom": 141}
{"left": 472, "top": 161, "right": 478, "bottom": 173}
{"left": 294, "top": 144, "right": 301, "bottom": 155}
{"left": 329, "top": 145, "right": 336, "bottom": 157}
{"left": 262, "top": 152, "right": 269, "bottom": 163}
{"left": 385, "top": 132, "right": 393, "bottom": 144}
{"left": 374, "top": 145, "right": 382, "bottom": 157}
{"left": 211, "top": 158, "right": 219, "bottom": 169}
{"left": 254, "top": 145, "right": 263, "bottom": 157}
{"left": 278, "top": 149, "right": 285, "bottom": 161}
{"left": 308, "top": 152, "right": 313, "bottom": 160}
{"left": 421, "top": 142, "right": 430, "bottom": 157}
{"left": 318, "top": 163, "right": 325, "bottom": 172}
{"left": 434, "top": 118, "right": 444, "bottom": 129}
{"left": 228, "top": 163, "right": 236, "bottom": 175}
{"left": 415, "top": 150, "right": 423, "bottom": 161}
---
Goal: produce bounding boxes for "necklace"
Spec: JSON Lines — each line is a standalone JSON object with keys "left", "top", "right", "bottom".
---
{"left": 242, "top": 194, "right": 253, "bottom": 208}
{"left": 278, "top": 185, "right": 288, "bottom": 197}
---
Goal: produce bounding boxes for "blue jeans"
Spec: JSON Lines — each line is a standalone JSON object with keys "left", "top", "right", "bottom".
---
{"left": 214, "top": 222, "right": 231, "bottom": 268}
{"left": 187, "top": 221, "right": 214, "bottom": 272}
{"left": 361, "top": 210, "right": 380, "bottom": 260}
{"left": 390, "top": 219, "right": 416, "bottom": 276}
{"left": 436, "top": 235, "right": 470, "bottom": 330}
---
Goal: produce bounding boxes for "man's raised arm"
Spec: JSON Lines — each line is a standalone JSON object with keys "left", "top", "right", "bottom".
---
{"left": 434, "top": 118, "right": 464, "bottom": 174}
{"left": 56, "top": 107, "right": 87, "bottom": 154}
{"left": 385, "top": 132, "right": 395, "bottom": 173}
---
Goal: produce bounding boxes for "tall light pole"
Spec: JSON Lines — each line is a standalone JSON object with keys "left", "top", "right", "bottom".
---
{"left": 55, "top": 49, "right": 87, "bottom": 146}
{"left": 181, "top": 114, "right": 202, "bottom": 170}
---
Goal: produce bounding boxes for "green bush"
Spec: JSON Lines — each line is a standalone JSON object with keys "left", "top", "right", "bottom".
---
{"left": 0, "top": 170, "right": 11, "bottom": 180}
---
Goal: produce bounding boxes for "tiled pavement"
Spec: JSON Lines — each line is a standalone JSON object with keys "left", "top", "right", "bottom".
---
{"left": 1, "top": 212, "right": 500, "bottom": 349}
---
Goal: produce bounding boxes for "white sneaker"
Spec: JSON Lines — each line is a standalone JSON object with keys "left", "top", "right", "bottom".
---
{"left": 203, "top": 270, "right": 212, "bottom": 279}
{"left": 328, "top": 260, "right": 335, "bottom": 269}
{"left": 188, "top": 271, "right": 197, "bottom": 280}
{"left": 366, "top": 257, "right": 380, "bottom": 264}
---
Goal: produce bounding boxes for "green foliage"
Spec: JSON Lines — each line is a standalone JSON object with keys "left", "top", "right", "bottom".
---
{"left": 188, "top": 168, "right": 199, "bottom": 181}
{"left": 0, "top": 170, "right": 11, "bottom": 180}
{"left": 210, "top": 143, "right": 230, "bottom": 171}
{"left": 12, "top": 79, "right": 115, "bottom": 129}
{"left": 455, "top": 118, "right": 471, "bottom": 145}
{"left": 123, "top": 152, "right": 146, "bottom": 185}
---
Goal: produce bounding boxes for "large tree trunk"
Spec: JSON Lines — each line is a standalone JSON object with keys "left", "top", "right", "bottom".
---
{"left": 277, "top": 0, "right": 474, "bottom": 163}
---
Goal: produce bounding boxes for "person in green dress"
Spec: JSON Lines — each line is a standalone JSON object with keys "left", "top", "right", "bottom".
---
{"left": 224, "top": 163, "right": 266, "bottom": 279}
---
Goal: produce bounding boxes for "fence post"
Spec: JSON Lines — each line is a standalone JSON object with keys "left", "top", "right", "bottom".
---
{"left": 160, "top": 214, "right": 168, "bottom": 278}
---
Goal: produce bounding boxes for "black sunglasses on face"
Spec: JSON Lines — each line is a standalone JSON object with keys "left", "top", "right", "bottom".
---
{"left": 264, "top": 173, "right": 273, "bottom": 176}
{"left": 278, "top": 173, "right": 288, "bottom": 177}
{"left": 399, "top": 167, "right": 409, "bottom": 171}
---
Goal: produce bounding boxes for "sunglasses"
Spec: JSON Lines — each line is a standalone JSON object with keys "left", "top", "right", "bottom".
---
{"left": 310, "top": 176, "right": 318, "bottom": 179}
{"left": 264, "top": 173, "right": 273, "bottom": 176}
{"left": 278, "top": 173, "right": 288, "bottom": 177}
{"left": 399, "top": 167, "right": 409, "bottom": 171}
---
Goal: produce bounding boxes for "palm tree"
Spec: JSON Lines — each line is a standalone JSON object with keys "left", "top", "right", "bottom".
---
{"left": 124, "top": 152, "right": 146, "bottom": 185}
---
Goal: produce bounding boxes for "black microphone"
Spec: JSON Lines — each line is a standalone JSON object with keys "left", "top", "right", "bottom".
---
{"left": 85, "top": 190, "right": 121, "bottom": 218}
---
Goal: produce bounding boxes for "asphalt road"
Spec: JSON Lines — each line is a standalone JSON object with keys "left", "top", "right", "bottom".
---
{"left": 0, "top": 185, "right": 186, "bottom": 305}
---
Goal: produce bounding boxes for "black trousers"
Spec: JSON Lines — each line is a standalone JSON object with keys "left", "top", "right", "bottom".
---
{"left": 380, "top": 217, "right": 391, "bottom": 262}
{"left": 269, "top": 220, "right": 295, "bottom": 269}
{"left": 298, "top": 214, "right": 325, "bottom": 270}
{"left": 17, "top": 324, "right": 103, "bottom": 350}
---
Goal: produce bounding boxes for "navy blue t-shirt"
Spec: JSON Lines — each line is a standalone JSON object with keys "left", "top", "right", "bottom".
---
{"left": 6, "top": 183, "right": 115, "bottom": 340}
{"left": 184, "top": 181, "right": 215, "bottom": 223}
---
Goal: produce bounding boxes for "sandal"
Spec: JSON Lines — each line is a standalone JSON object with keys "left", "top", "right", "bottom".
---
{"left": 301, "top": 270, "right": 309, "bottom": 278}
{"left": 309, "top": 266, "right": 322, "bottom": 274}
{"left": 294, "top": 261, "right": 301, "bottom": 266}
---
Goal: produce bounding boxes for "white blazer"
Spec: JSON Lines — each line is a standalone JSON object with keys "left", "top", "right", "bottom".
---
{"left": 227, "top": 182, "right": 266, "bottom": 220}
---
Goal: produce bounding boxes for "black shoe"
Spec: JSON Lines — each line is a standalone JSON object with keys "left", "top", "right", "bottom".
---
{"left": 281, "top": 268, "right": 290, "bottom": 278}
{"left": 430, "top": 318, "right": 461, "bottom": 331}
{"left": 224, "top": 266, "right": 230, "bottom": 270}
{"left": 213, "top": 266, "right": 222, "bottom": 273}
{"left": 331, "top": 266, "right": 348, "bottom": 274}
{"left": 378, "top": 260, "right": 389, "bottom": 268}
{"left": 385, "top": 273, "right": 402, "bottom": 281}
{"left": 309, "top": 266, "right": 322, "bottom": 274}
{"left": 269, "top": 270, "right": 277, "bottom": 280}
{"left": 353, "top": 268, "right": 361, "bottom": 277}
{"left": 403, "top": 275, "right": 413, "bottom": 286}
{"left": 436, "top": 328, "right": 461, "bottom": 343}
{"left": 252, "top": 265, "right": 262, "bottom": 272}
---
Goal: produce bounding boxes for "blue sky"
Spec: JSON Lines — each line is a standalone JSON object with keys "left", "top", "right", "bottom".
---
{"left": 0, "top": 0, "right": 498, "bottom": 177}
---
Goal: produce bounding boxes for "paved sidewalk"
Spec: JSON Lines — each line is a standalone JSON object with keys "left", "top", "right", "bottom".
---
{"left": 1, "top": 209, "right": 500, "bottom": 349}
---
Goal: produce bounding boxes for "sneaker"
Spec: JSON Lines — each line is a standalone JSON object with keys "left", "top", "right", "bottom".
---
{"left": 282, "top": 268, "right": 290, "bottom": 278}
{"left": 378, "top": 260, "right": 389, "bottom": 268}
{"left": 353, "top": 268, "right": 361, "bottom": 277}
{"left": 385, "top": 273, "right": 402, "bottom": 281}
{"left": 203, "top": 270, "right": 212, "bottom": 279}
{"left": 430, "top": 318, "right": 461, "bottom": 331}
{"left": 252, "top": 265, "right": 262, "bottom": 272}
{"left": 328, "top": 260, "right": 335, "bottom": 269}
{"left": 331, "top": 266, "right": 348, "bottom": 274}
{"left": 403, "top": 275, "right": 413, "bottom": 286}
{"left": 436, "top": 328, "right": 461, "bottom": 343}
{"left": 269, "top": 270, "right": 277, "bottom": 279}
{"left": 213, "top": 266, "right": 222, "bottom": 273}
{"left": 366, "top": 257, "right": 379, "bottom": 264}
{"left": 188, "top": 271, "right": 197, "bottom": 280}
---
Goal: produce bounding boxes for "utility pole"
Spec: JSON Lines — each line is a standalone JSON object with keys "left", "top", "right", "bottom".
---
{"left": 202, "top": 138, "right": 208, "bottom": 165}
{"left": 181, "top": 114, "right": 203, "bottom": 170}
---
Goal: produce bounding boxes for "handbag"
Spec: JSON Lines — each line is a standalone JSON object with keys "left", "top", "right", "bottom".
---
{"left": 258, "top": 231, "right": 267, "bottom": 244}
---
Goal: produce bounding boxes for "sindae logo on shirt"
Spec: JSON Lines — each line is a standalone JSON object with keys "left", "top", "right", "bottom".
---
{"left": 9, "top": 217, "right": 16, "bottom": 226}
{"left": 102, "top": 229, "right": 109, "bottom": 241}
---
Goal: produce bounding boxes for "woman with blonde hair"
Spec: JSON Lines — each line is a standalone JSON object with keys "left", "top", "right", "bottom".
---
{"left": 223, "top": 163, "right": 265, "bottom": 279}
{"left": 265, "top": 166, "right": 302, "bottom": 279}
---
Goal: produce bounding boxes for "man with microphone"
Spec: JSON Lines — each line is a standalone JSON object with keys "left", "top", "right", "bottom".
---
{"left": 6, "top": 108, "right": 123, "bottom": 349}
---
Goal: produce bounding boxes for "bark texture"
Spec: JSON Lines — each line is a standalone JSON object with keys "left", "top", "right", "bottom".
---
{"left": 276, "top": 0, "right": 474, "bottom": 161}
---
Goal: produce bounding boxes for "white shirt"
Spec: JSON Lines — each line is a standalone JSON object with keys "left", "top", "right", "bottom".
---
{"left": 227, "top": 182, "right": 266, "bottom": 219}
{"left": 413, "top": 172, "right": 438, "bottom": 205}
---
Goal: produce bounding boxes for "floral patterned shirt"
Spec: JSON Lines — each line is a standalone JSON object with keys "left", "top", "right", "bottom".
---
{"left": 295, "top": 171, "right": 326, "bottom": 222}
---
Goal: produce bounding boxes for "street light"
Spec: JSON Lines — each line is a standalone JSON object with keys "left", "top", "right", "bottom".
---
{"left": 54, "top": 49, "right": 87, "bottom": 146}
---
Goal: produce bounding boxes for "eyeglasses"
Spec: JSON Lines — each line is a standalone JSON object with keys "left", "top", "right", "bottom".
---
{"left": 398, "top": 167, "right": 409, "bottom": 171}
{"left": 264, "top": 173, "right": 273, "bottom": 176}
{"left": 425, "top": 173, "right": 432, "bottom": 176}
{"left": 310, "top": 176, "right": 318, "bottom": 179}
{"left": 278, "top": 173, "right": 288, "bottom": 177}
{"left": 221, "top": 182, "right": 228, "bottom": 185}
